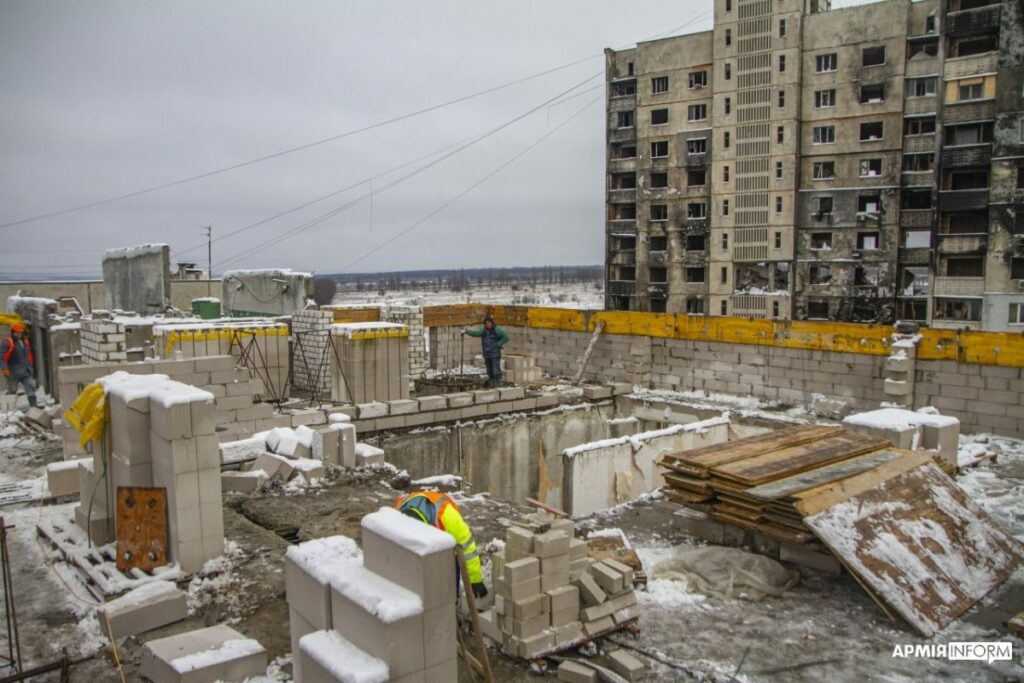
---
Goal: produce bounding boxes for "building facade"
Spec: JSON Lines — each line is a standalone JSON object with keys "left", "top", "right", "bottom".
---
{"left": 604, "top": 0, "right": 1024, "bottom": 330}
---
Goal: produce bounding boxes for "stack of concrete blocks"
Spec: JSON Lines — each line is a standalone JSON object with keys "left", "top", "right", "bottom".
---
{"left": 58, "top": 356, "right": 285, "bottom": 458}
{"left": 557, "top": 649, "right": 646, "bottom": 682}
{"left": 482, "top": 513, "right": 611, "bottom": 660}
{"left": 290, "top": 508, "right": 458, "bottom": 682}
{"left": 329, "top": 322, "right": 410, "bottom": 404}
{"left": 426, "top": 325, "right": 478, "bottom": 372}
{"left": 140, "top": 624, "right": 267, "bottom": 683}
{"left": 291, "top": 309, "right": 334, "bottom": 396}
{"left": 75, "top": 372, "right": 225, "bottom": 573}
{"left": 323, "top": 414, "right": 357, "bottom": 467}
{"left": 503, "top": 353, "right": 541, "bottom": 385}
{"left": 80, "top": 320, "right": 128, "bottom": 365}
{"left": 503, "top": 328, "right": 652, "bottom": 387}
{"left": 883, "top": 336, "right": 917, "bottom": 408}
{"left": 152, "top": 321, "right": 290, "bottom": 400}
{"left": 381, "top": 305, "right": 427, "bottom": 386}
{"left": 843, "top": 407, "right": 960, "bottom": 469}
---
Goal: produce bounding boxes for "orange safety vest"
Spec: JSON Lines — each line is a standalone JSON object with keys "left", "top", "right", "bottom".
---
{"left": 394, "top": 490, "right": 458, "bottom": 531}
{"left": 2, "top": 337, "right": 33, "bottom": 367}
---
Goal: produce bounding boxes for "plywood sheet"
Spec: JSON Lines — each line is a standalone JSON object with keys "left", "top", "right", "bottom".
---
{"left": 665, "top": 425, "right": 843, "bottom": 473}
{"left": 799, "top": 460, "right": 1024, "bottom": 636}
{"left": 714, "top": 433, "right": 889, "bottom": 486}
{"left": 744, "top": 449, "right": 906, "bottom": 501}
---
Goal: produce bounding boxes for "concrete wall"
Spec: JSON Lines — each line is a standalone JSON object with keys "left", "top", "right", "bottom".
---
{"left": 221, "top": 269, "right": 311, "bottom": 316}
{"left": 0, "top": 279, "right": 220, "bottom": 314}
{"left": 101, "top": 244, "right": 172, "bottom": 313}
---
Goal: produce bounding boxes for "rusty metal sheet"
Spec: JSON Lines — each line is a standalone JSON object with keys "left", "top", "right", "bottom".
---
{"left": 116, "top": 487, "right": 168, "bottom": 572}
{"left": 798, "top": 460, "right": 1023, "bottom": 636}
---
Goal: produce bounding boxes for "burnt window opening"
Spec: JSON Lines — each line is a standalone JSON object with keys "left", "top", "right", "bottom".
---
{"left": 611, "top": 204, "right": 636, "bottom": 219}
{"left": 855, "top": 265, "right": 880, "bottom": 287}
{"left": 774, "top": 263, "right": 790, "bottom": 290}
{"left": 857, "top": 231, "right": 880, "bottom": 250}
{"left": 627, "top": 62, "right": 634, "bottom": 76}
{"left": 686, "top": 234, "right": 706, "bottom": 251}
{"left": 858, "top": 195, "right": 881, "bottom": 214}
{"left": 651, "top": 109, "right": 669, "bottom": 125}
{"left": 649, "top": 235, "right": 667, "bottom": 251}
{"left": 687, "top": 138, "right": 707, "bottom": 154}
{"left": 903, "top": 153, "right": 934, "bottom": 172}
{"left": 651, "top": 141, "right": 669, "bottom": 158}
{"left": 860, "top": 83, "right": 885, "bottom": 104}
{"left": 686, "top": 298, "right": 705, "bottom": 315}
{"left": 862, "top": 46, "right": 886, "bottom": 67}
{"left": 1017, "top": 166, "right": 1024, "bottom": 189}
{"left": 925, "top": 15, "right": 937, "bottom": 33}
{"left": 945, "top": 122, "right": 992, "bottom": 146}
{"left": 945, "top": 257, "right": 984, "bottom": 277}
{"left": 810, "top": 264, "right": 832, "bottom": 284}
{"left": 689, "top": 71, "right": 707, "bottom": 89}
{"left": 649, "top": 267, "right": 667, "bottom": 283}
{"left": 612, "top": 144, "right": 636, "bottom": 159}
{"left": 650, "top": 299, "right": 667, "bottom": 313}
{"left": 901, "top": 267, "right": 929, "bottom": 296}
{"left": 860, "top": 158, "right": 883, "bottom": 177}
{"left": 813, "top": 161, "right": 836, "bottom": 180}
{"left": 687, "top": 202, "right": 707, "bottom": 218}
{"left": 611, "top": 81, "right": 636, "bottom": 97}
{"left": 807, "top": 301, "right": 830, "bottom": 319}
{"left": 908, "top": 39, "right": 938, "bottom": 58}
{"left": 934, "top": 299, "right": 981, "bottom": 322}
{"left": 950, "top": 34, "right": 998, "bottom": 58}
{"left": 860, "top": 122, "right": 884, "bottom": 142}
{"left": 905, "top": 117, "right": 936, "bottom": 136}
{"left": 650, "top": 204, "right": 668, "bottom": 221}
{"left": 811, "top": 232, "right": 832, "bottom": 250}
{"left": 685, "top": 267, "right": 705, "bottom": 283}
{"left": 613, "top": 236, "right": 636, "bottom": 251}
{"left": 815, "top": 196, "right": 834, "bottom": 216}
{"left": 609, "top": 296, "right": 632, "bottom": 311}
{"left": 611, "top": 173, "right": 636, "bottom": 189}
{"left": 948, "top": 170, "right": 989, "bottom": 190}
{"left": 615, "top": 266, "right": 636, "bottom": 281}
{"left": 616, "top": 111, "right": 634, "bottom": 128}
{"left": 687, "top": 169, "right": 707, "bottom": 187}
{"left": 650, "top": 172, "right": 669, "bottom": 189}
{"left": 901, "top": 190, "right": 933, "bottom": 210}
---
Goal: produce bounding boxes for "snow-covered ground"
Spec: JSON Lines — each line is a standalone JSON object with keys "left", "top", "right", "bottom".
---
{"left": 330, "top": 282, "right": 605, "bottom": 310}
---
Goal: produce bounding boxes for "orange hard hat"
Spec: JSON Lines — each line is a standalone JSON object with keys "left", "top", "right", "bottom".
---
{"left": 10, "top": 323, "right": 25, "bottom": 333}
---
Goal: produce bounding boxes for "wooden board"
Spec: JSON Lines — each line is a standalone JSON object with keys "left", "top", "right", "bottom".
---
{"left": 744, "top": 449, "right": 906, "bottom": 501}
{"left": 714, "top": 433, "right": 889, "bottom": 486}
{"left": 663, "top": 488, "right": 713, "bottom": 504}
{"left": 799, "top": 460, "right": 1024, "bottom": 637}
{"left": 663, "top": 472, "right": 712, "bottom": 494}
{"left": 116, "top": 487, "right": 168, "bottom": 572}
{"left": 663, "top": 425, "right": 843, "bottom": 474}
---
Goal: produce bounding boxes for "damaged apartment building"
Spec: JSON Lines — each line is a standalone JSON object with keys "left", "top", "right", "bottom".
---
{"left": 604, "top": 0, "right": 1024, "bottom": 329}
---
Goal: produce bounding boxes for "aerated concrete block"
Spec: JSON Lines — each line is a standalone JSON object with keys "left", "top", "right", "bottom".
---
{"left": 422, "top": 604, "right": 457, "bottom": 669}
{"left": 445, "top": 392, "right": 473, "bottom": 407}
{"left": 335, "top": 423, "right": 357, "bottom": 468}
{"left": 504, "top": 557, "right": 540, "bottom": 585}
{"left": 558, "top": 660, "right": 598, "bottom": 682}
{"left": 97, "top": 581, "right": 187, "bottom": 640}
{"left": 498, "top": 386, "right": 525, "bottom": 401}
{"left": 575, "top": 574, "right": 606, "bottom": 606}
{"left": 505, "top": 527, "right": 534, "bottom": 561}
{"left": 150, "top": 402, "right": 193, "bottom": 441}
{"left": 511, "top": 593, "right": 549, "bottom": 621}
{"left": 533, "top": 530, "right": 570, "bottom": 558}
{"left": 298, "top": 629, "right": 388, "bottom": 683}
{"left": 354, "top": 443, "right": 385, "bottom": 467}
{"left": 603, "top": 559, "right": 635, "bottom": 588}
{"left": 582, "top": 386, "right": 612, "bottom": 400}
{"left": 140, "top": 624, "right": 266, "bottom": 683}
{"left": 546, "top": 585, "right": 579, "bottom": 614}
{"left": 388, "top": 399, "right": 419, "bottom": 415}
{"left": 583, "top": 615, "right": 615, "bottom": 637}
{"left": 220, "top": 471, "right": 266, "bottom": 493}
{"left": 517, "top": 629, "right": 554, "bottom": 659}
{"left": 416, "top": 395, "right": 446, "bottom": 411}
{"left": 46, "top": 459, "right": 86, "bottom": 497}
{"left": 554, "top": 620, "right": 583, "bottom": 646}
{"left": 250, "top": 452, "right": 295, "bottom": 481}
{"left": 424, "top": 657, "right": 458, "bottom": 683}
{"left": 608, "top": 649, "right": 646, "bottom": 681}
{"left": 360, "top": 511, "right": 455, "bottom": 611}
{"left": 357, "top": 402, "right": 389, "bottom": 419}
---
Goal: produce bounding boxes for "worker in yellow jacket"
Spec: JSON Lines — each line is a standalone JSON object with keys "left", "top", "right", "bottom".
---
{"left": 394, "top": 490, "right": 487, "bottom": 599}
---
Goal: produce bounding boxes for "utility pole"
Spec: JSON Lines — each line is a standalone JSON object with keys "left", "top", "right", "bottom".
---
{"left": 204, "top": 225, "right": 212, "bottom": 297}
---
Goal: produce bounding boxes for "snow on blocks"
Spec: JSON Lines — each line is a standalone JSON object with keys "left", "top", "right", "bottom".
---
{"left": 97, "top": 580, "right": 187, "bottom": 640}
{"left": 298, "top": 630, "right": 389, "bottom": 683}
{"left": 140, "top": 624, "right": 267, "bottom": 683}
{"left": 843, "top": 407, "right": 960, "bottom": 469}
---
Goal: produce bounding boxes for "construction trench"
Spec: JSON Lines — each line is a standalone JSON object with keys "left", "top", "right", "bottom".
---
{"left": 0, "top": 290, "right": 1023, "bottom": 681}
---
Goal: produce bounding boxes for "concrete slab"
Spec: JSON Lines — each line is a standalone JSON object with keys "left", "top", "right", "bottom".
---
{"left": 140, "top": 624, "right": 267, "bottom": 683}
{"left": 297, "top": 629, "right": 389, "bottom": 683}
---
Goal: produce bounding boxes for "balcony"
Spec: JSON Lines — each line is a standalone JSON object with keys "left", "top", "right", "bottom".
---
{"left": 905, "top": 57, "right": 940, "bottom": 79}
{"left": 933, "top": 276, "right": 984, "bottom": 297}
{"left": 944, "top": 52, "right": 999, "bottom": 80}
{"left": 681, "top": 217, "right": 709, "bottom": 233}
{"left": 608, "top": 95, "right": 636, "bottom": 113}
{"left": 609, "top": 250, "right": 636, "bottom": 266}
{"left": 941, "top": 145, "right": 992, "bottom": 168}
{"left": 901, "top": 171, "right": 935, "bottom": 187}
{"left": 946, "top": 4, "right": 1001, "bottom": 36}
{"left": 608, "top": 188, "right": 636, "bottom": 204}
{"left": 938, "top": 189, "right": 989, "bottom": 211}
{"left": 732, "top": 294, "right": 768, "bottom": 319}
{"left": 898, "top": 247, "right": 931, "bottom": 265}
{"left": 680, "top": 152, "right": 709, "bottom": 168}
{"left": 608, "top": 157, "right": 637, "bottom": 173}
{"left": 900, "top": 209, "right": 936, "bottom": 228}
{"left": 904, "top": 135, "right": 936, "bottom": 153}
{"left": 733, "top": 244, "right": 769, "bottom": 262}
{"left": 607, "top": 280, "right": 636, "bottom": 297}
{"left": 904, "top": 97, "right": 937, "bottom": 116}
{"left": 943, "top": 99, "right": 995, "bottom": 124}
{"left": 648, "top": 250, "right": 668, "bottom": 265}
{"left": 938, "top": 234, "right": 987, "bottom": 254}
{"left": 609, "top": 127, "right": 636, "bottom": 143}
{"left": 607, "top": 219, "right": 637, "bottom": 235}
{"left": 647, "top": 284, "right": 667, "bottom": 299}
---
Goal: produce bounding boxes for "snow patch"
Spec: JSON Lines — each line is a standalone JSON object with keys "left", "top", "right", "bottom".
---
{"left": 361, "top": 506, "right": 455, "bottom": 555}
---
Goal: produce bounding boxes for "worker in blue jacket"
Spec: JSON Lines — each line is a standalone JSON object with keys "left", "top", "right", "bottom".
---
{"left": 463, "top": 315, "right": 509, "bottom": 388}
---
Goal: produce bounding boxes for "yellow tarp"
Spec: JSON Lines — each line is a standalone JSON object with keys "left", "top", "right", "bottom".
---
{"left": 63, "top": 383, "right": 108, "bottom": 448}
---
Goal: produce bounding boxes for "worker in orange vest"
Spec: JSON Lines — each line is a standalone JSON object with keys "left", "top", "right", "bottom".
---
{"left": 395, "top": 490, "right": 487, "bottom": 599}
{"left": 1, "top": 323, "right": 37, "bottom": 408}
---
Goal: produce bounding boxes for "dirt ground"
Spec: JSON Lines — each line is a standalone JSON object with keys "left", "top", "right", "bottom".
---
{"left": 1, "top": 428, "right": 1022, "bottom": 682}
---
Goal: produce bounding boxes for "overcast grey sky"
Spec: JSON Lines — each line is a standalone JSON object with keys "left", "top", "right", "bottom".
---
{"left": 0, "top": 0, "right": 869, "bottom": 278}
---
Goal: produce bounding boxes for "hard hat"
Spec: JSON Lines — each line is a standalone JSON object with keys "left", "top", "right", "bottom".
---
{"left": 10, "top": 323, "right": 25, "bottom": 333}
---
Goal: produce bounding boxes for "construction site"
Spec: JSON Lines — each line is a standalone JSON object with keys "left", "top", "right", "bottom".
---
{"left": 0, "top": 241, "right": 1019, "bottom": 682}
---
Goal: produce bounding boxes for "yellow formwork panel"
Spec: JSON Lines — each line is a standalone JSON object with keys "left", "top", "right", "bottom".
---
{"left": 162, "top": 326, "right": 288, "bottom": 357}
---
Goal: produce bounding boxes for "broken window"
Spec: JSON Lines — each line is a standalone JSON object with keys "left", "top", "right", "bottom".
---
{"left": 816, "top": 53, "right": 837, "bottom": 73}
{"left": 686, "top": 234, "right": 706, "bottom": 251}
{"left": 649, "top": 267, "right": 667, "bottom": 283}
{"left": 907, "top": 77, "right": 936, "bottom": 97}
{"left": 945, "top": 122, "right": 992, "bottom": 146}
{"left": 612, "top": 204, "right": 636, "bottom": 219}
{"left": 650, "top": 204, "right": 668, "bottom": 221}
{"left": 689, "top": 71, "right": 707, "bottom": 89}
{"left": 720, "top": 266, "right": 728, "bottom": 284}
{"left": 905, "top": 117, "right": 936, "bottom": 136}
{"left": 934, "top": 299, "right": 981, "bottom": 321}
{"left": 611, "top": 173, "right": 636, "bottom": 189}
{"left": 1018, "top": 166, "right": 1024, "bottom": 189}
{"left": 651, "top": 76, "right": 669, "bottom": 94}
{"left": 627, "top": 62, "right": 634, "bottom": 76}
{"left": 862, "top": 46, "right": 886, "bottom": 66}
{"left": 901, "top": 189, "right": 932, "bottom": 210}
{"left": 860, "top": 158, "right": 883, "bottom": 177}
{"left": 688, "top": 104, "right": 707, "bottom": 122}
{"left": 774, "top": 262, "right": 790, "bottom": 290}
{"left": 860, "top": 83, "right": 885, "bottom": 104}
{"left": 810, "top": 232, "right": 832, "bottom": 250}
{"left": 860, "top": 122, "right": 884, "bottom": 141}
{"left": 815, "top": 196, "right": 834, "bottom": 216}
{"left": 612, "top": 236, "right": 636, "bottom": 251}
{"left": 948, "top": 170, "right": 988, "bottom": 190}
{"left": 958, "top": 81, "right": 984, "bottom": 102}
{"left": 650, "top": 172, "right": 669, "bottom": 189}
{"left": 951, "top": 35, "right": 998, "bottom": 58}
{"left": 813, "top": 161, "right": 836, "bottom": 180}
{"left": 904, "top": 231, "right": 931, "bottom": 248}
{"left": 686, "top": 297, "right": 705, "bottom": 314}
{"left": 813, "top": 126, "right": 835, "bottom": 144}
{"left": 611, "top": 81, "right": 636, "bottom": 98}
{"left": 925, "top": 15, "right": 937, "bottom": 33}
{"left": 687, "top": 169, "right": 706, "bottom": 187}
{"left": 908, "top": 39, "right": 939, "bottom": 58}
{"left": 687, "top": 202, "right": 706, "bottom": 218}
{"left": 649, "top": 299, "right": 667, "bottom": 313}
{"left": 772, "top": 301, "right": 780, "bottom": 317}
{"left": 809, "top": 265, "right": 832, "bottom": 284}
{"left": 687, "top": 138, "right": 707, "bottom": 154}
{"left": 903, "top": 153, "right": 934, "bottom": 172}
{"left": 616, "top": 111, "right": 634, "bottom": 128}
{"left": 814, "top": 89, "right": 836, "bottom": 108}
{"left": 855, "top": 265, "right": 880, "bottom": 286}
{"left": 901, "top": 267, "right": 929, "bottom": 296}
{"left": 946, "top": 256, "right": 984, "bottom": 277}
{"left": 649, "top": 235, "right": 667, "bottom": 251}
{"left": 807, "top": 301, "right": 830, "bottom": 319}
{"left": 857, "top": 232, "right": 880, "bottom": 250}
{"left": 736, "top": 264, "right": 769, "bottom": 291}
{"left": 651, "top": 141, "right": 669, "bottom": 158}
{"left": 858, "top": 194, "right": 881, "bottom": 214}
{"left": 612, "top": 144, "right": 636, "bottom": 159}
{"left": 685, "top": 267, "right": 705, "bottom": 283}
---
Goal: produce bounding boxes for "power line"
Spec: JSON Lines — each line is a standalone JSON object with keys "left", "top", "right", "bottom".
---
{"left": 0, "top": 7, "right": 713, "bottom": 235}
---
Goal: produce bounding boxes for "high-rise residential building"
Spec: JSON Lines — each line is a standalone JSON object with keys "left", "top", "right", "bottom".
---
{"left": 604, "top": 0, "right": 1024, "bottom": 331}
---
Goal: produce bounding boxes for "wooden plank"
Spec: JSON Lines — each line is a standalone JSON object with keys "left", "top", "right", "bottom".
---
{"left": 571, "top": 321, "right": 605, "bottom": 386}
{"left": 793, "top": 452, "right": 932, "bottom": 517}
{"left": 663, "top": 472, "right": 712, "bottom": 493}
{"left": 801, "top": 461, "right": 1024, "bottom": 636}
{"left": 662, "top": 488, "right": 713, "bottom": 504}
{"left": 715, "top": 433, "right": 890, "bottom": 486}
{"left": 116, "top": 487, "right": 168, "bottom": 573}
{"left": 660, "top": 425, "right": 843, "bottom": 473}
{"left": 744, "top": 449, "right": 906, "bottom": 501}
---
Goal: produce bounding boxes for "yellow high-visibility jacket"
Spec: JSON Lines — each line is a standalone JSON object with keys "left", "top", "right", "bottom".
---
{"left": 395, "top": 491, "right": 483, "bottom": 585}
